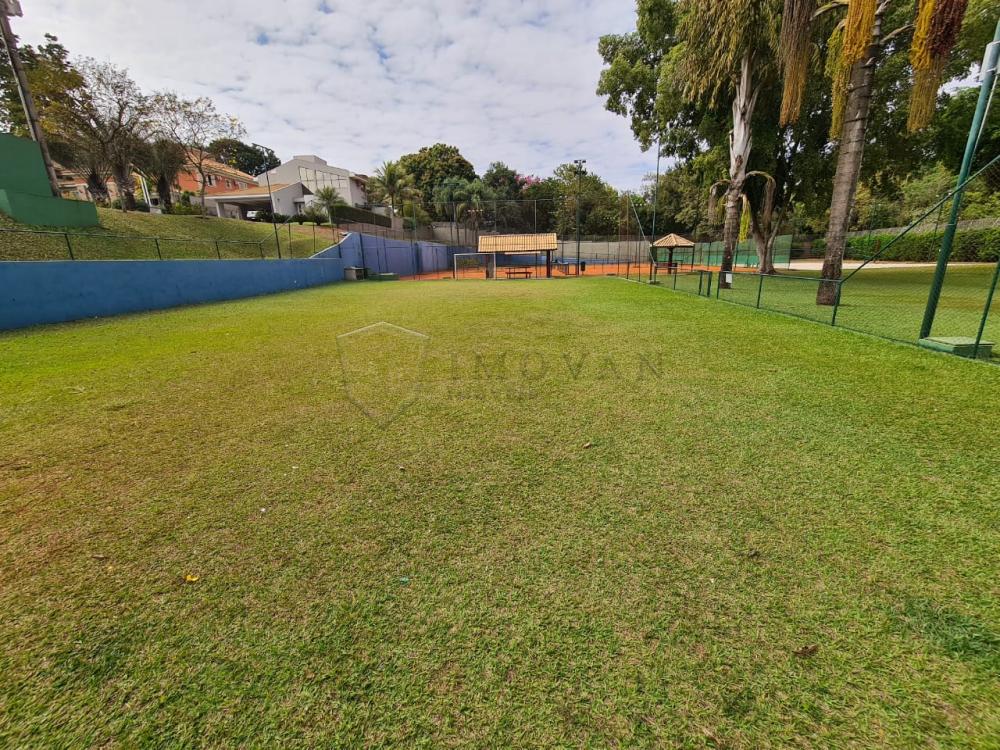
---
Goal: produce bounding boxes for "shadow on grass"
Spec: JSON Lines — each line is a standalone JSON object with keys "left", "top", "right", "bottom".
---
{"left": 896, "top": 595, "right": 1000, "bottom": 676}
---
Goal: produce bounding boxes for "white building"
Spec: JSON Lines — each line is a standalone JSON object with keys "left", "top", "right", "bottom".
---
{"left": 204, "top": 183, "right": 312, "bottom": 220}
{"left": 257, "top": 155, "right": 369, "bottom": 208}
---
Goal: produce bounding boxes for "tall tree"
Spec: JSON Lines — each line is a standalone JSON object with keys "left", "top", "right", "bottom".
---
{"left": 550, "top": 163, "right": 621, "bottom": 236}
{"left": 0, "top": 33, "right": 81, "bottom": 136}
{"left": 208, "top": 137, "right": 280, "bottom": 176}
{"left": 368, "top": 160, "right": 418, "bottom": 215}
{"left": 48, "top": 59, "right": 154, "bottom": 210}
{"left": 432, "top": 176, "right": 469, "bottom": 243}
{"left": 312, "top": 186, "right": 348, "bottom": 225}
{"left": 397, "top": 143, "right": 477, "bottom": 215}
{"left": 777, "top": 0, "right": 976, "bottom": 303}
{"left": 482, "top": 161, "right": 523, "bottom": 199}
{"left": 675, "top": 0, "right": 781, "bottom": 283}
{"left": 136, "top": 137, "right": 186, "bottom": 213}
{"left": 155, "top": 92, "right": 244, "bottom": 210}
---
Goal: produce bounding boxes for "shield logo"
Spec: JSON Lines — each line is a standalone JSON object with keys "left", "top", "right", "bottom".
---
{"left": 336, "top": 322, "right": 429, "bottom": 426}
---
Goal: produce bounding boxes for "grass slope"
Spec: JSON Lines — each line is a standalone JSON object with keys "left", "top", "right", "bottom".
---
{"left": 0, "top": 207, "right": 340, "bottom": 261}
{"left": 1, "top": 279, "right": 998, "bottom": 747}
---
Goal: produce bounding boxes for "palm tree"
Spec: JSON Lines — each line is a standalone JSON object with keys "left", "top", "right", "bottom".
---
{"left": 433, "top": 176, "right": 469, "bottom": 244}
{"left": 454, "top": 179, "right": 495, "bottom": 246}
{"left": 368, "top": 160, "right": 418, "bottom": 215}
{"left": 136, "top": 138, "right": 186, "bottom": 213}
{"left": 676, "top": 0, "right": 781, "bottom": 286}
{"left": 708, "top": 170, "right": 779, "bottom": 274}
{"left": 312, "top": 186, "right": 347, "bottom": 226}
{"left": 777, "top": 0, "right": 973, "bottom": 303}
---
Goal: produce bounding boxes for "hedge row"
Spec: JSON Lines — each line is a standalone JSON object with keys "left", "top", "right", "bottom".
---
{"left": 332, "top": 205, "right": 391, "bottom": 228}
{"left": 835, "top": 226, "right": 1000, "bottom": 263}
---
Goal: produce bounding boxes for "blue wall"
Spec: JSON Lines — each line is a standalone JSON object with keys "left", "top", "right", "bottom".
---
{"left": 0, "top": 257, "right": 344, "bottom": 331}
{"left": 316, "top": 233, "right": 472, "bottom": 276}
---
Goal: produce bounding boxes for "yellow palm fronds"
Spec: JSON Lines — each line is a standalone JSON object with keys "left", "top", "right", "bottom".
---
{"left": 778, "top": 0, "right": 817, "bottom": 126}
{"left": 907, "top": 0, "right": 969, "bottom": 131}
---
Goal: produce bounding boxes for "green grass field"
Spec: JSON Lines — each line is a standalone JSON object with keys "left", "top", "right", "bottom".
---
{"left": 2, "top": 279, "right": 998, "bottom": 747}
{"left": 0, "top": 207, "right": 339, "bottom": 261}
{"left": 709, "top": 264, "right": 1000, "bottom": 354}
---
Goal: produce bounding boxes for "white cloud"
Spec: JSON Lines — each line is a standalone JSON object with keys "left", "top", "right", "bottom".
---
{"left": 12, "top": 0, "right": 654, "bottom": 187}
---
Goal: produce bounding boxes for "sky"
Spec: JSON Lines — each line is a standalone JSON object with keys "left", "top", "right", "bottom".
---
{"left": 12, "top": 0, "right": 656, "bottom": 188}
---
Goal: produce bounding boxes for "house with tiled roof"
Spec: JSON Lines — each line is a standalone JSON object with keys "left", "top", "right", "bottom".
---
{"left": 175, "top": 153, "right": 257, "bottom": 198}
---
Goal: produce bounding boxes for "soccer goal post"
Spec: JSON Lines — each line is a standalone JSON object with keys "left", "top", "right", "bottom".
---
{"left": 453, "top": 252, "right": 496, "bottom": 280}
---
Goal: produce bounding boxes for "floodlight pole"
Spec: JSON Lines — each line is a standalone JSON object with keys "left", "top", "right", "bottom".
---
{"left": 0, "top": 3, "right": 61, "bottom": 197}
{"left": 920, "top": 19, "right": 1000, "bottom": 339}
{"left": 650, "top": 135, "right": 662, "bottom": 282}
{"left": 651, "top": 135, "right": 661, "bottom": 243}
{"left": 253, "top": 142, "right": 282, "bottom": 259}
{"left": 574, "top": 159, "right": 586, "bottom": 272}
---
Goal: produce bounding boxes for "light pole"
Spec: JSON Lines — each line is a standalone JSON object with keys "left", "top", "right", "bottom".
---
{"left": 573, "top": 158, "right": 586, "bottom": 272}
{"left": 1, "top": 0, "right": 60, "bottom": 197}
{"left": 252, "top": 142, "right": 281, "bottom": 259}
{"left": 650, "top": 134, "right": 662, "bottom": 282}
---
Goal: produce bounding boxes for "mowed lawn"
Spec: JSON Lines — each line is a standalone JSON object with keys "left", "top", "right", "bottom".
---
{"left": 714, "top": 264, "right": 1000, "bottom": 353}
{"left": 1, "top": 278, "right": 998, "bottom": 748}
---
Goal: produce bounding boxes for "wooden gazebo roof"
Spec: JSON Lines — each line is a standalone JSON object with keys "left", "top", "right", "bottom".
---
{"left": 478, "top": 233, "right": 558, "bottom": 254}
{"left": 652, "top": 233, "right": 695, "bottom": 248}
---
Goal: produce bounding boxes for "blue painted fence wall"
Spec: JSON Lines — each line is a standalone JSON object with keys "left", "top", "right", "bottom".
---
{"left": 0, "top": 257, "right": 344, "bottom": 331}
{"left": 316, "top": 233, "right": 473, "bottom": 276}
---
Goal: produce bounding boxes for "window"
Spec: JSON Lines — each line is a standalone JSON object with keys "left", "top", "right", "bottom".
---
{"left": 206, "top": 174, "right": 217, "bottom": 187}
{"left": 225, "top": 179, "right": 232, "bottom": 188}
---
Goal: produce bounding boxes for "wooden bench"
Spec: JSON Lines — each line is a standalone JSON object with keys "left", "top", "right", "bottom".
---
{"left": 505, "top": 268, "right": 533, "bottom": 279}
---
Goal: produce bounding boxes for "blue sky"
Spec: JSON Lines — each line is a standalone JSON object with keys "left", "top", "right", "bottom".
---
{"left": 14, "top": 0, "right": 655, "bottom": 187}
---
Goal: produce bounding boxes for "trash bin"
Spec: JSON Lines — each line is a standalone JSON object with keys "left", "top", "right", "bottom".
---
{"left": 580, "top": 261, "right": 587, "bottom": 274}
{"left": 344, "top": 266, "right": 361, "bottom": 281}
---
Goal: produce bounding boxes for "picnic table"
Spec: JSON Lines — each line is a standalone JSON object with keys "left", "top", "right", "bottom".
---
{"left": 505, "top": 268, "right": 533, "bottom": 279}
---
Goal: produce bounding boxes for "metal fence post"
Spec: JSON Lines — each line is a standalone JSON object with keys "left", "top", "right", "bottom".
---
{"left": 214, "top": 240, "right": 221, "bottom": 259}
{"left": 63, "top": 232, "right": 74, "bottom": 260}
{"left": 973, "top": 260, "right": 1000, "bottom": 358}
{"left": 154, "top": 237, "right": 162, "bottom": 260}
{"left": 258, "top": 241, "right": 265, "bottom": 259}
{"left": 756, "top": 273, "right": 764, "bottom": 308}
{"left": 921, "top": 20, "right": 1000, "bottom": 339}
{"left": 831, "top": 281, "right": 843, "bottom": 326}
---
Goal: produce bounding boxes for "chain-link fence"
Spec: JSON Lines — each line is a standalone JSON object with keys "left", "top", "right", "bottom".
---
{"left": 659, "top": 154, "right": 1000, "bottom": 361}
{"left": 0, "top": 220, "right": 342, "bottom": 261}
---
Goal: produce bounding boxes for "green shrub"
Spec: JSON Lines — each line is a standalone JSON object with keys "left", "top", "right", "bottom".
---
{"left": 843, "top": 227, "right": 1000, "bottom": 263}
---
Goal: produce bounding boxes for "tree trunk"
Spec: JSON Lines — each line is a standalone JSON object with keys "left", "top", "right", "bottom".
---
{"left": 86, "top": 169, "right": 110, "bottom": 204}
{"left": 720, "top": 53, "right": 758, "bottom": 288}
{"left": 817, "top": 10, "right": 883, "bottom": 305}
{"left": 752, "top": 225, "right": 776, "bottom": 275}
{"left": 156, "top": 174, "right": 173, "bottom": 213}
{"left": 198, "top": 165, "right": 208, "bottom": 213}
{"left": 112, "top": 164, "right": 136, "bottom": 211}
